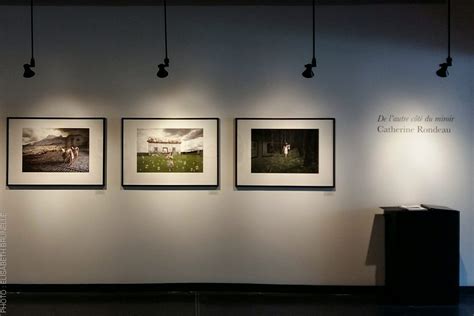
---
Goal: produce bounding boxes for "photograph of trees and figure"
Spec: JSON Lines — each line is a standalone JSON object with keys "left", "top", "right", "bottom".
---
{"left": 22, "top": 128, "right": 90, "bottom": 172}
{"left": 251, "top": 129, "right": 319, "bottom": 173}
{"left": 137, "top": 128, "right": 203, "bottom": 173}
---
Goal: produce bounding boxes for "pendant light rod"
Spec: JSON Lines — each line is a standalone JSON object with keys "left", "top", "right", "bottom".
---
{"left": 435, "top": 0, "right": 452, "bottom": 78}
{"left": 157, "top": 0, "right": 170, "bottom": 78}
{"left": 163, "top": 0, "right": 168, "bottom": 61}
{"left": 302, "top": 0, "right": 316, "bottom": 78}
{"left": 23, "top": 0, "right": 36, "bottom": 78}
{"left": 447, "top": 0, "right": 450, "bottom": 58}
{"left": 30, "top": 0, "right": 34, "bottom": 60}
{"left": 312, "top": 0, "right": 315, "bottom": 60}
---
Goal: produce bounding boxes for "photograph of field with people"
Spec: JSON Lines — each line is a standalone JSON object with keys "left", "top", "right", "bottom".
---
{"left": 22, "top": 128, "right": 90, "bottom": 172}
{"left": 137, "top": 128, "right": 203, "bottom": 173}
{"left": 251, "top": 129, "right": 319, "bottom": 174}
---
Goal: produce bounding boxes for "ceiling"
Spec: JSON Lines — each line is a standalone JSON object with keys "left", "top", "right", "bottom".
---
{"left": 1, "top": 0, "right": 444, "bottom": 5}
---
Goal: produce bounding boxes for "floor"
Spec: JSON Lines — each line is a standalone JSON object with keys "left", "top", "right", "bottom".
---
{"left": 6, "top": 291, "right": 474, "bottom": 316}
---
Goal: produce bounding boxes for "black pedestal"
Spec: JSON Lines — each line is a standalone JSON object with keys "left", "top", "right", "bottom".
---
{"left": 383, "top": 205, "right": 459, "bottom": 305}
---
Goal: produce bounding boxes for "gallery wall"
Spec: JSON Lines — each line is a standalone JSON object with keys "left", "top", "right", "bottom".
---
{"left": 0, "top": 2, "right": 473, "bottom": 285}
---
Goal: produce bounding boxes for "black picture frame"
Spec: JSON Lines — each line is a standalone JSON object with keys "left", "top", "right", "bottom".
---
{"left": 235, "top": 118, "right": 335, "bottom": 190}
{"left": 121, "top": 118, "right": 220, "bottom": 189}
{"left": 6, "top": 117, "right": 107, "bottom": 189}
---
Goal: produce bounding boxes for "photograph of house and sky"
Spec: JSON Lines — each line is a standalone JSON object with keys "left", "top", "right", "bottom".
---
{"left": 137, "top": 128, "right": 204, "bottom": 173}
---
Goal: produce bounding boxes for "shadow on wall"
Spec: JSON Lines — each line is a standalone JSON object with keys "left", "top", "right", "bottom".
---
{"left": 460, "top": 257, "right": 468, "bottom": 286}
{"left": 366, "top": 214, "right": 385, "bottom": 286}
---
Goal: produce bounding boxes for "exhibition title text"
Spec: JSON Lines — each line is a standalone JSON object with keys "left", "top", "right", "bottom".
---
{"left": 377, "top": 114, "right": 454, "bottom": 134}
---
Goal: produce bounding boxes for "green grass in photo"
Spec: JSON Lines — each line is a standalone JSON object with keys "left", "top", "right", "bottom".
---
{"left": 137, "top": 153, "right": 203, "bottom": 173}
{"left": 251, "top": 151, "right": 317, "bottom": 173}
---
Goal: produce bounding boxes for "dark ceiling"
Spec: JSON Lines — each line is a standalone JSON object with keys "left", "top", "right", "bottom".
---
{"left": 1, "top": 0, "right": 444, "bottom": 5}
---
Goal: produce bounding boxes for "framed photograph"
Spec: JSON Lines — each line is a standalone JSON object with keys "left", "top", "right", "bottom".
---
{"left": 122, "top": 118, "right": 219, "bottom": 188}
{"left": 7, "top": 117, "right": 106, "bottom": 187}
{"left": 235, "top": 118, "right": 335, "bottom": 189}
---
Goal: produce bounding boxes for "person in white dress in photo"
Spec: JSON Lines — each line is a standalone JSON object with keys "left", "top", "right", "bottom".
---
{"left": 283, "top": 142, "right": 290, "bottom": 158}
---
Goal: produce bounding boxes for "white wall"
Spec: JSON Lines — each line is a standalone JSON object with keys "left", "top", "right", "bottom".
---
{"left": 1, "top": 3, "right": 473, "bottom": 285}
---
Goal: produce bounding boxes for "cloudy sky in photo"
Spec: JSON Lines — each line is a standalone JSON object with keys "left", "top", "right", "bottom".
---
{"left": 137, "top": 128, "right": 204, "bottom": 153}
{"left": 22, "top": 128, "right": 89, "bottom": 145}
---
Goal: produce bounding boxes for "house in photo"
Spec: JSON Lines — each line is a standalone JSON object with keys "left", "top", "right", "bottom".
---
{"left": 147, "top": 137, "right": 181, "bottom": 155}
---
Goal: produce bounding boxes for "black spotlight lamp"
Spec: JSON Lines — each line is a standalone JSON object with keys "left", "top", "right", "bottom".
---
{"left": 302, "top": 57, "right": 316, "bottom": 78}
{"left": 302, "top": 0, "right": 317, "bottom": 78}
{"left": 23, "top": 0, "right": 36, "bottom": 78}
{"left": 23, "top": 58, "right": 36, "bottom": 78}
{"left": 436, "top": 57, "right": 452, "bottom": 78}
{"left": 157, "top": 58, "right": 169, "bottom": 78}
{"left": 436, "top": 0, "right": 452, "bottom": 78}
{"left": 157, "top": 0, "right": 170, "bottom": 78}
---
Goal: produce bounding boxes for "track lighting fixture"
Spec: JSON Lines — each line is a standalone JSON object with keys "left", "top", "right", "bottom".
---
{"left": 436, "top": 0, "right": 452, "bottom": 78}
{"left": 23, "top": 58, "right": 36, "bottom": 78}
{"left": 157, "top": 58, "right": 170, "bottom": 78}
{"left": 302, "top": 0, "right": 317, "bottom": 78}
{"left": 302, "top": 57, "right": 317, "bottom": 79}
{"left": 157, "top": 0, "right": 170, "bottom": 78}
{"left": 436, "top": 57, "right": 452, "bottom": 78}
{"left": 23, "top": 0, "right": 36, "bottom": 78}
